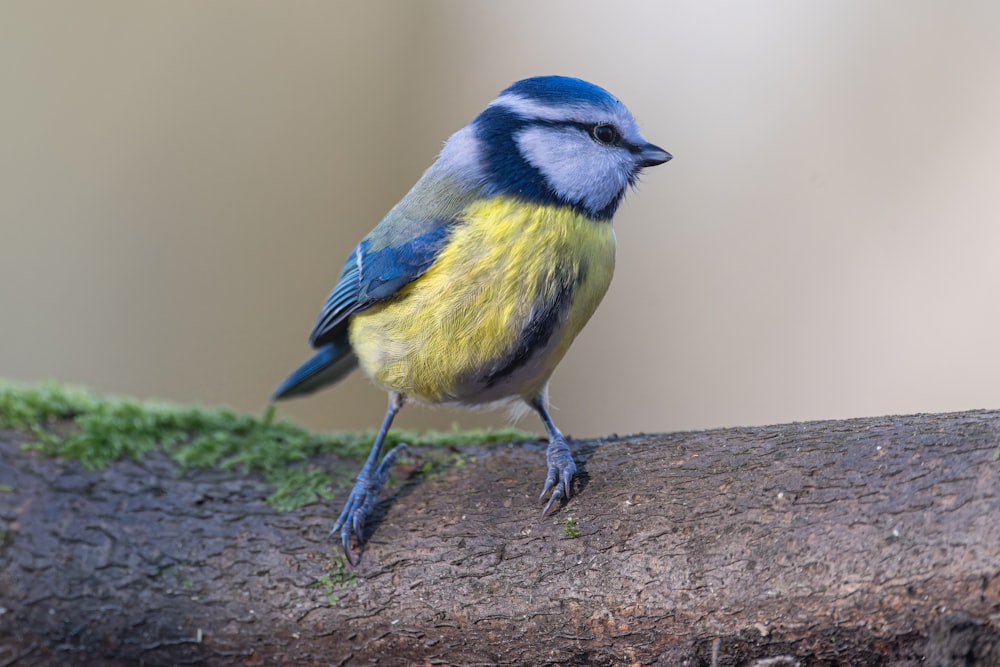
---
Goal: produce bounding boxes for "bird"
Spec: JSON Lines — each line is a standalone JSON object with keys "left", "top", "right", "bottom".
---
{"left": 272, "top": 75, "right": 670, "bottom": 563}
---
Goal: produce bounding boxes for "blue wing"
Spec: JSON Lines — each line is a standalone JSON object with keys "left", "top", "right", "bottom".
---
{"left": 309, "top": 221, "right": 456, "bottom": 348}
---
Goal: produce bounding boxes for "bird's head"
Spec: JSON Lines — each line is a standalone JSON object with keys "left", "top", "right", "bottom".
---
{"left": 435, "top": 76, "right": 671, "bottom": 221}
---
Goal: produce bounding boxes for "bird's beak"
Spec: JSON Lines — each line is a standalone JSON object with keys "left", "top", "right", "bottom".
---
{"left": 636, "top": 142, "right": 672, "bottom": 168}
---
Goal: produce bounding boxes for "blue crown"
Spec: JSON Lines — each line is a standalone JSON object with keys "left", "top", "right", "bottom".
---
{"left": 500, "top": 76, "right": 620, "bottom": 111}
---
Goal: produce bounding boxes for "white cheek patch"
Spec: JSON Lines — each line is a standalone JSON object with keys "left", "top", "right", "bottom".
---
{"left": 516, "top": 126, "right": 630, "bottom": 213}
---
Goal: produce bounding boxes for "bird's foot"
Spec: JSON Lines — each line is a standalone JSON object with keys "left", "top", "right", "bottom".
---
{"left": 539, "top": 438, "right": 576, "bottom": 515}
{"left": 330, "top": 443, "right": 407, "bottom": 564}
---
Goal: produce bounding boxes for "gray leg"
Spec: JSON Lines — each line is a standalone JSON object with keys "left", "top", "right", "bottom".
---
{"left": 529, "top": 394, "right": 577, "bottom": 515}
{"left": 331, "top": 391, "right": 406, "bottom": 564}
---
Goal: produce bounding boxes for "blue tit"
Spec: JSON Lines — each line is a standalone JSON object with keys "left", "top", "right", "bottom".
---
{"left": 273, "top": 75, "right": 671, "bottom": 563}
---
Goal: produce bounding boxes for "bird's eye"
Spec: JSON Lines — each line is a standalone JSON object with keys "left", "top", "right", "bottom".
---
{"left": 592, "top": 124, "right": 618, "bottom": 145}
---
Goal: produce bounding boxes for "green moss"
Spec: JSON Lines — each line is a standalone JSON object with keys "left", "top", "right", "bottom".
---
{"left": 266, "top": 467, "right": 339, "bottom": 512}
{"left": 151, "top": 560, "right": 196, "bottom": 591}
{"left": 312, "top": 554, "right": 357, "bottom": 604}
{"left": 561, "top": 516, "right": 580, "bottom": 539}
{"left": 0, "top": 380, "right": 533, "bottom": 512}
{"left": 414, "top": 449, "right": 476, "bottom": 481}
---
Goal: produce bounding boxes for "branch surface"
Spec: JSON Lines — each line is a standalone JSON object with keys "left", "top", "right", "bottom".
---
{"left": 1, "top": 410, "right": 999, "bottom": 665}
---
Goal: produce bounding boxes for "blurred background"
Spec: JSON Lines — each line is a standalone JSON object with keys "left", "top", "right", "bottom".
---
{"left": 2, "top": 1, "right": 999, "bottom": 438}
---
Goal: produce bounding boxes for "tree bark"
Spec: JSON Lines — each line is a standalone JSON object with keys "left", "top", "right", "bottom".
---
{"left": 1, "top": 410, "right": 998, "bottom": 666}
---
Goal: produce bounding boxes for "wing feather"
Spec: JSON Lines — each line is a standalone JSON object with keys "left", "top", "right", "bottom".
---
{"left": 308, "top": 219, "right": 458, "bottom": 347}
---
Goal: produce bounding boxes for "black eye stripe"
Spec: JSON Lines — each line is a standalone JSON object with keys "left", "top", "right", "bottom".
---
{"left": 532, "top": 119, "right": 625, "bottom": 147}
{"left": 521, "top": 119, "right": 650, "bottom": 157}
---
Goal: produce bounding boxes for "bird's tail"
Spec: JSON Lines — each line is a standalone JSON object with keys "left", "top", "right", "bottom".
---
{"left": 271, "top": 333, "right": 358, "bottom": 401}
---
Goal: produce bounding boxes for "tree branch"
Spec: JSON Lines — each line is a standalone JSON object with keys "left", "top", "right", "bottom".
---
{"left": 1, "top": 409, "right": 999, "bottom": 665}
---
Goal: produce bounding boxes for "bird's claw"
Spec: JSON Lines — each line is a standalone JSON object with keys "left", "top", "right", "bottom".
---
{"left": 329, "top": 443, "right": 407, "bottom": 564}
{"left": 329, "top": 486, "right": 372, "bottom": 565}
{"left": 539, "top": 440, "right": 576, "bottom": 516}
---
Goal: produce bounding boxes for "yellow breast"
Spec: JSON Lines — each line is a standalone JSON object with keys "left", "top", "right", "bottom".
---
{"left": 348, "top": 197, "right": 616, "bottom": 404}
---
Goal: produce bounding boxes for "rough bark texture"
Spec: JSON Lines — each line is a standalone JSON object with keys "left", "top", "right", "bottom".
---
{"left": 1, "top": 410, "right": 999, "bottom": 666}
